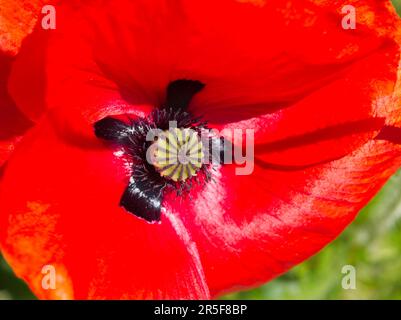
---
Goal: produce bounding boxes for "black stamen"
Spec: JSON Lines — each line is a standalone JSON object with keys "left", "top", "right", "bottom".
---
{"left": 120, "top": 171, "right": 164, "bottom": 223}
{"left": 165, "top": 80, "right": 205, "bottom": 111}
{"left": 94, "top": 117, "right": 132, "bottom": 143}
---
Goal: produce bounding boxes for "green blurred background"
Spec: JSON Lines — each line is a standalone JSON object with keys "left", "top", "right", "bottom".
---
{"left": 1, "top": 1, "right": 401, "bottom": 300}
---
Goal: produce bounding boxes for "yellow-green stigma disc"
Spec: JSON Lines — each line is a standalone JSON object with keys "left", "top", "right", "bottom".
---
{"left": 152, "top": 128, "right": 204, "bottom": 182}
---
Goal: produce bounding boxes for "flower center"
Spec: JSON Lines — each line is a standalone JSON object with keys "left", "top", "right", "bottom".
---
{"left": 94, "top": 79, "right": 224, "bottom": 222}
{"left": 151, "top": 128, "right": 204, "bottom": 182}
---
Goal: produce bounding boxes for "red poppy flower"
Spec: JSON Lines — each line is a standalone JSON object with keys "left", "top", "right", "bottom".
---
{"left": 1, "top": 0, "right": 401, "bottom": 299}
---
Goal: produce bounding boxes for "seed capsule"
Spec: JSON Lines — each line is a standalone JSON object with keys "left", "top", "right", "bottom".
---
{"left": 151, "top": 128, "right": 204, "bottom": 182}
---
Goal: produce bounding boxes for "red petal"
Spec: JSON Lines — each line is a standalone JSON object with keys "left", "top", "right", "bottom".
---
{"left": 218, "top": 45, "right": 400, "bottom": 166}
{"left": 0, "top": 117, "right": 209, "bottom": 299}
{"left": 186, "top": 0, "right": 400, "bottom": 122}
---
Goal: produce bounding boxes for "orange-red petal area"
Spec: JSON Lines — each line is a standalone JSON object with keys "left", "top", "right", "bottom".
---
{"left": 0, "top": 0, "right": 51, "bottom": 55}
{"left": 0, "top": 117, "right": 210, "bottom": 299}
